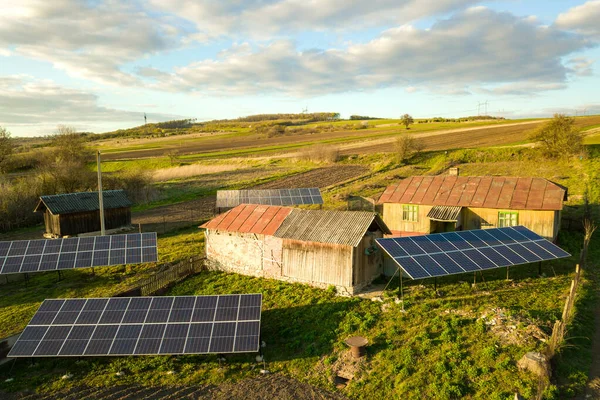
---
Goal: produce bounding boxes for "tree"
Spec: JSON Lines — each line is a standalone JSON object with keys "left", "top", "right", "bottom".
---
{"left": 395, "top": 134, "right": 424, "bottom": 164}
{"left": 529, "top": 114, "right": 583, "bottom": 158}
{"left": 0, "top": 126, "right": 14, "bottom": 173}
{"left": 400, "top": 114, "right": 414, "bottom": 130}
{"left": 39, "top": 125, "right": 95, "bottom": 193}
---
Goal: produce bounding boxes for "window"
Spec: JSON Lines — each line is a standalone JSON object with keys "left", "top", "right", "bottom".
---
{"left": 402, "top": 205, "right": 419, "bottom": 222}
{"left": 498, "top": 211, "right": 518, "bottom": 227}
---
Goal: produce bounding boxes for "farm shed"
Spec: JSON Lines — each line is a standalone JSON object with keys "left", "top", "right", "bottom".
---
{"left": 200, "top": 204, "right": 391, "bottom": 295}
{"left": 378, "top": 175, "right": 566, "bottom": 241}
{"left": 34, "top": 190, "right": 132, "bottom": 237}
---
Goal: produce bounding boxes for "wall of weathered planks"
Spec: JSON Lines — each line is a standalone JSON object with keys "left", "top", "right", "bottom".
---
{"left": 44, "top": 207, "right": 131, "bottom": 236}
{"left": 281, "top": 239, "right": 353, "bottom": 288}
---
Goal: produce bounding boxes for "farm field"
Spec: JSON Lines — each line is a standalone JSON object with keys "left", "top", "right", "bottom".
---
{"left": 96, "top": 119, "right": 540, "bottom": 160}
{"left": 1, "top": 116, "right": 600, "bottom": 399}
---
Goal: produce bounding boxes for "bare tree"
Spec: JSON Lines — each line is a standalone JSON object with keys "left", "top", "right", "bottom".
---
{"left": 0, "top": 126, "right": 14, "bottom": 173}
{"left": 39, "top": 125, "right": 95, "bottom": 193}
{"left": 400, "top": 114, "right": 414, "bottom": 130}
{"left": 529, "top": 114, "right": 583, "bottom": 158}
{"left": 395, "top": 134, "right": 424, "bottom": 164}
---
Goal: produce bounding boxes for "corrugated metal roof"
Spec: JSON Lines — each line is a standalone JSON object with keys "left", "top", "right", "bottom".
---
{"left": 427, "top": 205, "right": 462, "bottom": 221}
{"left": 378, "top": 176, "right": 566, "bottom": 211}
{"left": 34, "top": 190, "right": 132, "bottom": 215}
{"left": 274, "top": 209, "right": 391, "bottom": 247}
{"left": 201, "top": 205, "right": 391, "bottom": 247}
{"left": 199, "top": 204, "right": 292, "bottom": 235}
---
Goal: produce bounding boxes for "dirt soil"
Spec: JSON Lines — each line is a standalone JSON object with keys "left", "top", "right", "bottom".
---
{"left": 0, "top": 374, "right": 348, "bottom": 400}
{"left": 131, "top": 165, "right": 369, "bottom": 233}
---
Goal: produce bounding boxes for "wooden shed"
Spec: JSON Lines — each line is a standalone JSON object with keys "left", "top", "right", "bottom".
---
{"left": 34, "top": 190, "right": 132, "bottom": 237}
{"left": 200, "top": 204, "right": 391, "bottom": 295}
{"left": 378, "top": 175, "right": 567, "bottom": 241}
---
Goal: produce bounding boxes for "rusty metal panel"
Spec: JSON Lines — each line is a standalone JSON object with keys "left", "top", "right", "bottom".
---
{"left": 526, "top": 191, "right": 545, "bottom": 209}
{"left": 200, "top": 210, "right": 228, "bottom": 230}
{"left": 227, "top": 204, "right": 257, "bottom": 232}
{"left": 542, "top": 186, "right": 565, "bottom": 210}
{"left": 388, "top": 178, "right": 413, "bottom": 203}
{"left": 446, "top": 177, "right": 467, "bottom": 206}
{"left": 378, "top": 183, "right": 398, "bottom": 203}
{"left": 458, "top": 177, "right": 480, "bottom": 206}
{"left": 496, "top": 177, "right": 517, "bottom": 208}
{"left": 217, "top": 204, "right": 248, "bottom": 231}
{"left": 251, "top": 205, "right": 281, "bottom": 234}
{"left": 262, "top": 208, "right": 292, "bottom": 236}
{"left": 433, "top": 176, "right": 457, "bottom": 205}
{"left": 412, "top": 176, "right": 434, "bottom": 203}
{"left": 399, "top": 176, "right": 422, "bottom": 204}
{"left": 422, "top": 176, "right": 444, "bottom": 204}
{"left": 471, "top": 177, "right": 493, "bottom": 207}
{"left": 481, "top": 177, "right": 503, "bottom": 208}
{"left": 238, "top": 205, "right": 269, "bottom": 233}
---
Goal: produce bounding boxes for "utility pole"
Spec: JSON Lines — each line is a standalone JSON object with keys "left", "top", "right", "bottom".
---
{"left": 484, "top": 100, "right": 489, "bottom": 115}
{"left": 97, "top": 151, "right": 106, "bottom": 236}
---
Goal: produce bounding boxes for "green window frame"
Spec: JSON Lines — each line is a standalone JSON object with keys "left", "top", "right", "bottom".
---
{"left": 498, "top": 211, "right": 518, "bottom": 227}
{"left": 402, "top": 205, "right": 419, "bottom": 222}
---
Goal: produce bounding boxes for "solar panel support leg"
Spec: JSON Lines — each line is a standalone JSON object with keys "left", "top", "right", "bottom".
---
{"left": 57, "top": 270, "right": 63, "bottom": 282}
{"left": 399, "top": 271, "right": 404, "bottom": 312}
{"left": 506, "top": 266, "right": 510, "bottom": 281}
{"left": 434, "top": 277, "right": 437, "bottom": 293}
{"left": 538, "top": 262, "right": 542, "bottom": 276}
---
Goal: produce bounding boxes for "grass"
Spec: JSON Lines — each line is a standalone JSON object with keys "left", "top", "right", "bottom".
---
{"left": 0, "top": 228, "right": 203, "bottom": 339}
{"left": 0, "top": 243, "right": 579, "bottom": 398}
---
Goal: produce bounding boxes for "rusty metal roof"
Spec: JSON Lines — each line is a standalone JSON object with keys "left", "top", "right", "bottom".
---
{"left": 201, "top": 205, "right": 391, "bottom": 247}
{"left": 378, "top": 176, "right": 566, "bottom": 210}
{"left": 274, "top": 209, "right": 391, "bottom": 247}
{"left": 200, "top": 204, "right": 292, "bottom": 235}
{"left": 427, "top": 206, "right": 462, "bottom": 221}
{"left": 34, "top": 190, "right": 132, "bottom": 214}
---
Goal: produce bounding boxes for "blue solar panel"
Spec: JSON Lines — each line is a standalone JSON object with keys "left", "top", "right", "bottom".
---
{"left": 0, "top": 233, "right": 158, "bottom": 275}
{"left": 376, "top": 226, "right": 570, "bottom": 280}
{"left": 10, "top": 294, "right": 262, "bottom": 358}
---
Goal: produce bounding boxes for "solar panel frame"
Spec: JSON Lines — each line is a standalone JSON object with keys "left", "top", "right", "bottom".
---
{"left": 9, "top": 294, "right": 263, "bottom": 358}
{"left": 0, "top": 233, "right": 158, "bottom": 275}
{"left": 215, "top": 188, "right": 324, "bottom": 208}
{"left": 377, "top": 226, "right": 571, "bottom": 280}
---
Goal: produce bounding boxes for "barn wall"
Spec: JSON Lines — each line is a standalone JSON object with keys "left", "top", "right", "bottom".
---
{"left": 54, "top": 207, "right": 131, "bottom": 236}
{"left": 281, "top": 239, "right": 354, "bottom": 294}
{"left": 353, "top": 231, "right": 384, "bottom": 292}
{"left": 463, "top": 208, "right": 558, "bottom": 240}
{"left": 382, "top": 203, "right": 434, "bottom": 234}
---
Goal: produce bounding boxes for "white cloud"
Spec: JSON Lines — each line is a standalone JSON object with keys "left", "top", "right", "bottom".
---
{"left": 0, "top": 76, "right": 182, "bottom": 136}
{"left": 153, "top": 8, "right": 591, "bottom": 96}
{"left": 150, "top": 0, "right": 479, "bottom": 39}
{"left": 0, "top": 0, "right": 185, "bottom": 86}
{"left": 556, "top": 1, "right": 600, "bottom": 37}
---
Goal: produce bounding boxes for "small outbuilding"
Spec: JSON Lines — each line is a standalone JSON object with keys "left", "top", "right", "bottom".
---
{"left": 200, "top": 204, "right": 391, "bottom": 295}
{"left": 378, "top": 175, "right": 567, "bottom": 241}
{"left": 34, "top": 190, "right": 132, "bottom": 237}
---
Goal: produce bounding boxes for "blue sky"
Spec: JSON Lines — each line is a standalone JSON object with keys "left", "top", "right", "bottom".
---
{"left": 1, "top": 0, "right": 599, "bottom": 136}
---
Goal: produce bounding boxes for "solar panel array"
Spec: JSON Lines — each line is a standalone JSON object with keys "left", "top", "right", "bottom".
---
{"left": 0, "top": 233, "right": 158, "bottom": 275}
{"left": 9, "top": 294, "right": 262, "bottom": 357}
{"left": 376, "top": 226, "right": 571, "bottom": 280}
{"left": 216, "top": 188, "right": 323, "bottom": 208}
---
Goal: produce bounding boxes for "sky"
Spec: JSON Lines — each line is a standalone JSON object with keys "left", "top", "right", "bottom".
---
{"left": 1, "top": 1, "right": 600, "bottom": 137}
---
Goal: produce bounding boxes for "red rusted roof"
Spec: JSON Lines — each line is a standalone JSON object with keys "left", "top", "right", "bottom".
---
{"left": 378, "top": 176, "right": 566, "bottom": 210}
{"left": 200, "top": 204, "right": 292, "bottom": 234}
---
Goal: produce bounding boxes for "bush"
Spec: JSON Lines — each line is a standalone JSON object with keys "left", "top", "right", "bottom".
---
{"left": 395, "top": 134, "right": 424, "bottom": 164}
{"left": 300, "top": 144, "right": 340, "bottom": 163}
{"left": 529, "top": 114, "right": 584, "bottom": 158}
